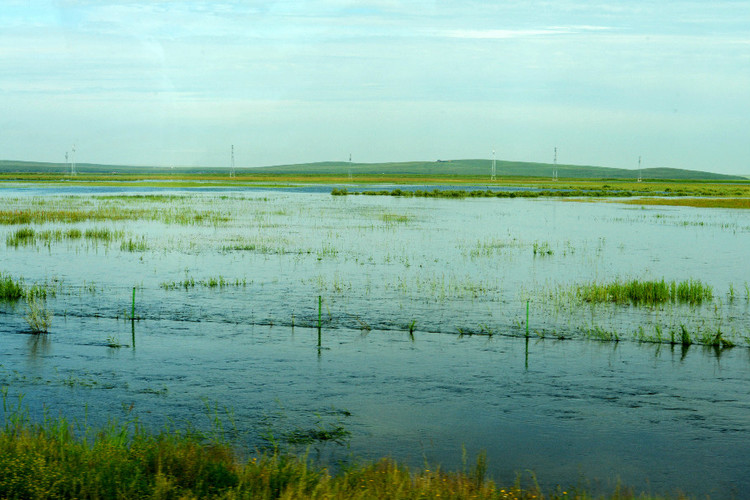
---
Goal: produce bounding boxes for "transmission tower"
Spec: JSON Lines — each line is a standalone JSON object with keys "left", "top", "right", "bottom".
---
{"left": 552, "top": 147, "right": 558, "bottom": 181}
{"left": 637, "top": 156, "right": 642, "bottom": 182}
{"left": 230, "top": 145, "right": 235, "bottom": 178}
{"left": 491, "top": 149, "right": 496, "bottom": 180}
{"left": 71, "top": 145, "right": 76, "bottom": 176}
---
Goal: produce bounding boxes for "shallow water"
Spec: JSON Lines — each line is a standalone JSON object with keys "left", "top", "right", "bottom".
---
{"left": 2, "top": 187, "right": 750, "bottom": 497}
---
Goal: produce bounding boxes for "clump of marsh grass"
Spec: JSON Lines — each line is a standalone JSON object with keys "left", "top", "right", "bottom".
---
{"left": 24, "top": 295, "right": 51, "bottom": 333}
{"left": 0, "top": 273, "right": 57, "bottom": 304}
{"left": 532, "top": 241, "right": 553, "bottom": 256}
{"left": 84, "top": 227, "right": 122, "bottom": 241}
{"left": 576, "top": 278, "right": 713, "bottom": 306}
{"left": 120, "top": 237, "right": 148, "bottom": 252}
{"left": 5, "top": 227, "right": 87, "bottom": 248}
{"left": 0, "top": 273, "right": 25, "bottom": 301}
{"left": 5, "top": 227, "right": 36, "bottom": 247}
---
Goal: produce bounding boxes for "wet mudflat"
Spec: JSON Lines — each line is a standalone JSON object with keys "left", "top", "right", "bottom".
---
{"left": 2, "top": 186, "right": 749, "bottom": 498}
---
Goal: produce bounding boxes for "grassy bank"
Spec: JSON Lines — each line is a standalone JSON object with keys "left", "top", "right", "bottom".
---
{"left": 620, "top": 197, "right": 750, "bottom": 209}
{"left": 1, "top": 170, "right": 749, "bottom": 198}
{"left": 1, "top": 395, "right": 688, "bottom": 500}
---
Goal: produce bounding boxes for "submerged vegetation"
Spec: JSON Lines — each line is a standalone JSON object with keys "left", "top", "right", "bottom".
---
{"left": 160, "top": 275, "right": 249, "bottom": 290}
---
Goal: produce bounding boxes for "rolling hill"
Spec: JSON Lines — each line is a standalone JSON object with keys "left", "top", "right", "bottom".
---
{"left": 0, "top": 158, "right": 744, "bottom": 181}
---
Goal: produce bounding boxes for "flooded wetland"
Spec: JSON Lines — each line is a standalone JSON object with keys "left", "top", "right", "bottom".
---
{"left": 2, "top": 185, "right": 750, "bottom": 498}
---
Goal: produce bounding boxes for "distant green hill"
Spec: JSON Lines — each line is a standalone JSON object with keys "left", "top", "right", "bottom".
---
{"left": 0, "top": 158, "right": 744, "bottom": 181}
{"left": 250, "top": 159, "right": 745, "bottom": 180}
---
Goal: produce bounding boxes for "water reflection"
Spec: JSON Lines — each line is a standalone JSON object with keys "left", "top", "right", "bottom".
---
{"left": 26, "top": 334, "right": 50, "bottom": 359}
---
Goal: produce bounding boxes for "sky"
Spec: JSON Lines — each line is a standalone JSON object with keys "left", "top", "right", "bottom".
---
{"left": 1, "top": 1, "right": 749, "bottom": 174}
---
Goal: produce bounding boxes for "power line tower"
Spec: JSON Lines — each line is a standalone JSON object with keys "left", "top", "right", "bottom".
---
{"left": 230, "top": 145, "right": 235, "bottom": 178}
{"left": 348, "top": 153, "right": 352, "bottom": 180}
{"left": 71, "top": 145, "right": 76, "bottom": 176}
{"left": 637, "top": 156, "right": 642, "bottom": 182}
{"left": 65, "top": 151, "right": 69, "bottom": 172}
{"left": 491, "top": 149, "right": 496, "bottom": 181}
{"left": 552, "top": 147, "right": 558, "bottom": 181}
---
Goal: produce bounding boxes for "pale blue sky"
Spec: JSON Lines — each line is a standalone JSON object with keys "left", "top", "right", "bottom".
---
{"left": 1, "top": 1, "right": 749, "bottom": 173}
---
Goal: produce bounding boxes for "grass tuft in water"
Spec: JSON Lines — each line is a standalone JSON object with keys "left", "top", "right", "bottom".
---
{"left": 120, "top": 237, "right": 148, "bottom": 252}
{"left": 532, "top": 241, "right": 553, "bottom": 256}
{"left": 84, "top": 227, "right": 121, "bottom": 241}
{"left": 576, "top": 278, "right": 713, "bottom": 306}
{"left": 0, "top": 273, "right": 25, "bottom": 301}
{"left": 5, "top": 227, "right": 36, "bottom": 247}
{"left": 24, "top": 296, "right": 51, "bottom": 333}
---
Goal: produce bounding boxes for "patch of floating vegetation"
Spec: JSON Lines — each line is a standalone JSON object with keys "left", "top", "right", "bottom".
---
{"left": 160, "top": 275, "right": 249, "bottom": 290}
{"left": 573, "top": 278, "right": 713, "bottom": 306}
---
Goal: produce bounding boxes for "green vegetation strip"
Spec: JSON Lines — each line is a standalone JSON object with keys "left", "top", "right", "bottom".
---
{"left": 0, "top": 206, "right": 227, "bottom": 226}
{"left": 576, "top": 279, "right": 713, "bottom": 306}
{"left": 332, "top": 188, "right": 645, "bottom": 199}
{"left": 621, "top": 198, "right": 750, "bottom": 209}
{"left": 0, "top": 396, "right": 682, "bottom": 500}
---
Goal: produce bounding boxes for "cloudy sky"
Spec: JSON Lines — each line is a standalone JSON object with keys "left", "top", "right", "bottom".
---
{"left": 1, "top": 1, "right": 749, "bottom": 173}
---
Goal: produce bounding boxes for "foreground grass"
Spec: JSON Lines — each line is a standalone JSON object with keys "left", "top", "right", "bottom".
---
{"left": 1, "top": 399, "right": 688, "bottom": 500}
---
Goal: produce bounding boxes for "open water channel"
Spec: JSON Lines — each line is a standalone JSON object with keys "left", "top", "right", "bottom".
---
{"left": 1, "top": 185, "right": 749, "bottom": 497}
